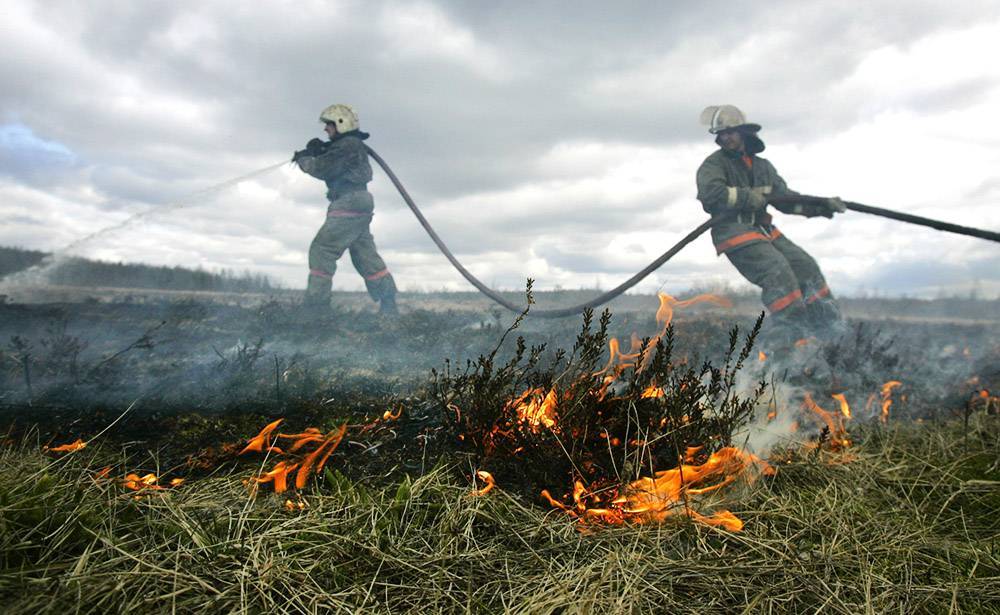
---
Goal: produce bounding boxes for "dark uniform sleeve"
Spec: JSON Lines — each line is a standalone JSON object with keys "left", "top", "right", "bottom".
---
{"left": 696, "top": 153, "right": 756, "bottom": 214}
{"left": 765, "top": 160, "right": 829, "bottom": 218}
{"left": 296, "top": 137, "right": 372, "bottom": 185}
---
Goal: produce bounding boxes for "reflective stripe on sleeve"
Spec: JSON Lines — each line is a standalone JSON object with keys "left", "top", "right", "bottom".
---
{"left": 726, "top": 187, "right": 738, "bottom": 207}
{"left": 767, "top": 289, "right": 804, "bottom": 313}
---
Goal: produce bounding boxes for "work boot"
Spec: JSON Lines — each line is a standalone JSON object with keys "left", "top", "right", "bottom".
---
{"left": 807, "top": 300, "right": 848, "bottom": 342}
{"left": 299, "top": 295, "right": 332, "bottom": 320}
{"left": 379, "top": 293, "right": 399, "bottom": 316}
{"left": 758, "top": 307, "right": 811, "bottom": 360}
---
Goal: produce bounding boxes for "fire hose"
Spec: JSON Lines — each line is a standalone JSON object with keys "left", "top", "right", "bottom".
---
{"left": 767, "top": 195, "right": 1000, "bottom": 243}
{"left": 365, "top": 145, "right": 1000, "bottom": 318}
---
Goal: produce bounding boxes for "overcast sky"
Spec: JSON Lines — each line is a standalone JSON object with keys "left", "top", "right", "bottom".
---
{"left": 3, "top": 0, "right": 1000, "bottom": 299}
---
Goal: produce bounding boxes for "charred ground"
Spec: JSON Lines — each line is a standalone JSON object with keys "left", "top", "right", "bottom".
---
{"left": 0, "top": 288, "right": 998, "bottom": 612}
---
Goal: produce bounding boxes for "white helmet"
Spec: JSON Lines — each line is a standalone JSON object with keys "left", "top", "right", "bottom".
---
{"left": 318, "top": 103, "right": 360, "bottom": 133}
{"left": 699, "top": 105, "right": 761, "bottom": 134}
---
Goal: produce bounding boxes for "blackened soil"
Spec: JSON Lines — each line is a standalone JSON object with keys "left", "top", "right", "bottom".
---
{"left": 0, "top": 294, "right": 997, "bottom": 492}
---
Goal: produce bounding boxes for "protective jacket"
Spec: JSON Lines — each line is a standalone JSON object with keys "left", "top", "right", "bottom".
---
{"left": 696, "top": 147, "right": 821, "bottom": 254}
{"left": 297, "top": 132, "right": 374, "bottom": 210}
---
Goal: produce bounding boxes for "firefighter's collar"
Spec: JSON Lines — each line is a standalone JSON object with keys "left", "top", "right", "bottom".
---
{"left": 328, "top": 130, "right": 371, "bottom": 144}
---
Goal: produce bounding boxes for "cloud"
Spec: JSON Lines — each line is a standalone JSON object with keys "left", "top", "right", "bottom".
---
{"left": 1, "top": 1, "right": 999, "bottom": 299}
{"left": 376, "top": 2, "right": 512, "bottom": 81}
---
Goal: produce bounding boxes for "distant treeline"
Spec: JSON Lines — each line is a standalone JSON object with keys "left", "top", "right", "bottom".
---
{"left": 0, "top": 246, "right": 278, "bottom": 293}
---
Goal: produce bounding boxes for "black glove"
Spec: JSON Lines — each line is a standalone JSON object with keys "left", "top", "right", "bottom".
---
{"left": 306, "top": 138, "right": 328, "bottom": 155}
{"left": 292, "top": 138, "right": 329, "bottom": 162}
{"left": 795, "top": 203, "right": 834, "bottom": 219}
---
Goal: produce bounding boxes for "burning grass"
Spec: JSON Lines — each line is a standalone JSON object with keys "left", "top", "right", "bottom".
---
{"left": 434, "top": 286, "right": 769, "bottom": 530}
{"left": 1, "top": 417, "right": 998, "bottom": 613}
{"left": 1, "top": 290, "right": 998, "bottom": 611}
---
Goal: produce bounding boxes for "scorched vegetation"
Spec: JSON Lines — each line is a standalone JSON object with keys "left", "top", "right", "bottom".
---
{"left": 0, "top": 288, "right": 998, "bottom": 613}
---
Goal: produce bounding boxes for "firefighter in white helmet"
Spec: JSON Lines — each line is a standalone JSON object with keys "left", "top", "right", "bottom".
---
{"left": 695, "top": 105, "right": 846, "bottom": 344}
{"left": 292, "top": 104, "right": 398, "bottom": 315}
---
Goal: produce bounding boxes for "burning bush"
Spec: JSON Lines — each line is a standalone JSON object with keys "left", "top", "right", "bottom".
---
{"left": 433, "top": 284, "right": 769, "bottom": 528}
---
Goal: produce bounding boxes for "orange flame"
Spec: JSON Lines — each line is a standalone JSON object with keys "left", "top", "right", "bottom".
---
{"left": 831, "top": 393, "right": 851, "bottom": 419}
{"left": 971, "top": 389, "right": 999, "bottom": 414}
{"left": 595, "top": 293, "right": 732, "bottom": 382}
{"left": 251, "top": 461, "right": 298, "bottom": 494}
{"left": 470, "top": 470, "right": 496, "bottom": 496}
{"left": 45, "top": 438, "right": 87, "bottom": 453}
{"left": 803, "top": 393, "right": 851, "bottom": 450}
{"left": 640, "top": 385, "right": 665, "bottom": 399}
{"left": 284, "top": 498, "right": 308, "bottom": 512}
{"left": 880, "top": 381, "right": 902, "bottom": 424}
{"left": 758, "top": 350, "right": 767, "bottom": 362}
{"left": 122, "top": 473, "right": 184, "bottom": 493}
{"left": 240, "top": 418, "right": 285, "bottom": 455}
{"left": 383, "top": 407, "right": 403, "bottom": 421}
{"left": 508, "top": 387, "right": 559, "bottom": 432}
{"left": 542, "top": 446, "right": 772, "bottom": 531}
{"left": 242, "top": 421, "right": 348, "bottom": 494}
{"left": 296, "top": 424, "right": 347, "bottom": 489}
{"left": 655, "top": 292, "right": 732, "bottom": 330}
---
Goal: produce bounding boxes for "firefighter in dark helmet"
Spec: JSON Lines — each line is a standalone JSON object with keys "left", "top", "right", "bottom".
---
{"left": 695, "top": 105, "right": 846, "bottom": 344}
{"left": 293, "top": 103, "right": 398, "bottom": 315}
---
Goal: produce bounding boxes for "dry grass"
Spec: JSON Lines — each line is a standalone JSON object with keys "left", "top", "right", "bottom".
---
{"left": 1, "top": 414, "right": 999, "bottom": 614}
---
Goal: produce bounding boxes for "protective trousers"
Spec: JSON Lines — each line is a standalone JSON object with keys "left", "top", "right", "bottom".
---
{"left": 305, "top": 197, "right": 397, "bottom": 306}
{"left": 724, "top": 232, "right": 841, "bottom": 338}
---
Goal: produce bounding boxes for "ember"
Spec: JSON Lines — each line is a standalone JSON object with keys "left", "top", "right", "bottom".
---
{"left": 122, "top": 472, "right": 185, "bottom": 495}
{"left": 970, "top": 389, "right": 999, "bottom": 414}
{"left": 284, "top": 498, "right": 308, "bottom": 512}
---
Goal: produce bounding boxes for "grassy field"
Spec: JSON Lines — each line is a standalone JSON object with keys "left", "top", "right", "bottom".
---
{"left": 1, "top": 416, "right": 999, "bottom": 613}
{"left": 0, "top": 291, "right": 998, "bottom": 613}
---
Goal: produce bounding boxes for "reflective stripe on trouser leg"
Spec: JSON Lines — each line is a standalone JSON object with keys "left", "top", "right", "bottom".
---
{"left": 349, "top": 227, "right": 396, "bottom": 302}
{"left": 767, "top": 289, "right": 804, "bottom": 313}
{"left": 805, "top": 285, "right": 830, "bottom": 303}
{"left": 770, "top": 235, "right": 830, "bottom": 300}
{"left": 724, "top": 241, "right": 807, "bottom": 316}
{"left": 769, "top": 234, "right": 842, "bottom": 327}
